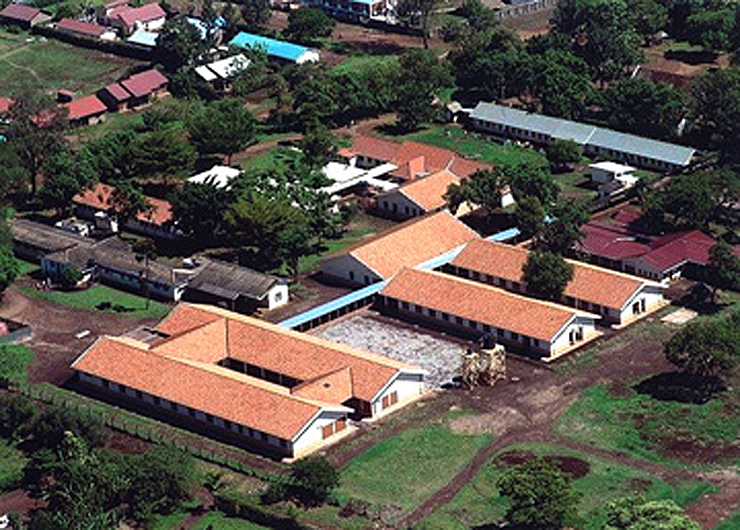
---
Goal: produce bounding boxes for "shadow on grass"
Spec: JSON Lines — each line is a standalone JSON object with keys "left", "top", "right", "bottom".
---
{"left": 634, "top": 372, "right": 726, "bottom": 404}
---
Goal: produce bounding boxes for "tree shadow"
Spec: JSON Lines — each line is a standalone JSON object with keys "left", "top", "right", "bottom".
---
{"left": 376, "top": 122, "right": 417, "bottom": 137}
{"left": 664, "top": 49, "right": 718, "bottom": 65}
{"left": 634, "top": 372, "right": 725, "bottom": 404}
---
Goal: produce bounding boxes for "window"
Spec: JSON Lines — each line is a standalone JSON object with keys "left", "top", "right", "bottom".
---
{"left": 455, "top": 316, "right": 463, "bottom": 325}
{"left": 389, "top": 391, "right": 398, "bottom": 405}
{"left": 349, "top": 271, "right": 355, "bottom": 280}
{"left": 336, "top": 418, "right": 347, "bottom": 432}
{"left": 322, "top": 424, "right": 334, "bottom": 439}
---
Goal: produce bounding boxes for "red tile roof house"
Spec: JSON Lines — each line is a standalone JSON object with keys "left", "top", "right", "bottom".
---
{"left": 577, "top": 207, "right": 738, "bottom": 282}
{"left": 0, "top": 97, "right": 14, "bottom": 115}
{"left": 110, "top": 3, "right": 166, "bottom": 35}
{"left": 119, "top": 69, "right": 169, "bottom": 108}
{"left": 96, "top": 82, "right": 133, "bottom": 112}
{"left": 0, "top": 3, "right": 51, "bottom": 28}
{"left": 56, "top": 17, "right": 107, "bottom": 39}
{"left": 71, "top": 303, "right": 425, "bottom": 458}
{"left": 377, "top": 267, "right": 602, "bottom": 360}
{"left": 64, "top": 95, "right": 108, "bottom": 126}
{"left": 446, "top": 239, "right": 666, "bottom": 327}
{"left": 73, "top": 182, "right": 182, "bottom": 241}
{"left": 321, "top": 210, "right": 479, "bottom": 286}
{"left": 341, "top": 135, "right": 513, "bottom": 220}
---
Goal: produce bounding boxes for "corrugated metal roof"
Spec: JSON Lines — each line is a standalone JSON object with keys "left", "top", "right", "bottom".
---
{"left": 470, "top": 102, "right": 695, "bottom": 167}
{"left": 229, "top": 32, "right": 313, "bottom": 62}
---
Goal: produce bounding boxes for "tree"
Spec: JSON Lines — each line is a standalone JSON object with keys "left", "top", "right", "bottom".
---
{"left": 664, "top": 313, "right": 740, "bottom": 380}
{"left": 290, "top": 456, "right": 340, "bottom": 506}
{"left": 170, "top": 180, "right": 232, "bottom": 245}
{"left": 396, "top": 0, "right": 438, "bottom": 48}
{"left": 654, "top": 172, "right": 718, "bottom": 229}
{"left": 285, "top": 7, "right": 335, "bottom": 44}
{"left": 187, "top": 99, "right": 256, "bottom": 163}
{"left": 0, "top": 394, "right": 36, "bottom": 439}
{"left": 496, "top": 457, "right": 581, "bottom": 530}
{"left": 537, "top": 200, "right": 589, "bottom": 254}
{"left": 156, "top": 15, "right": 208, "bottom": 72}
{"left": 685, "top": 7, "right": 736, "bottom": 53}
{"left": 239, "top": 0, "right": 271, "bottom": 31}
{"left": 0, "top": 217, "right": 19, "bottom": 296}
{"left": 604, "top": 497, "right": 700, "bottom": 530}
{"left": 395, "top": 49, "right": 452, "bottom": 131}
{"left": 604, "top": 77, "right": 686, "bottom": 139}
{"left": 0, "top": 143, "right": 28, "bottom": 201}
{"left": 7, "top": 87, "right": 67, "bottom": 196}
{"left": 445, "top": 168, "right": 509, "bottom": 216}
{"left": 514, "top": 196, "right": 546, "bottom": 240}
{"left": 627, "top": 0, "right": 667, "bottom": 45}
{"left": 40, "top": 149, "right": 97, "bottom": 215}
{"left": 506, "top": 161, "right": 559, "bottom": 206}
{"left": 522, "top": 251, "right": 574, "bottom": 300}
{"left": 129, "top": 129, "right": 196, "bottom": 182}
{"left": 83, "top": 130, "right": 137, "bottom": 182}
{"left": 691, "top": 68, "right": 740, "bottom": 161}
{"left": 545, "top": 139, "right": 582, "bottom": 172}
{"left": 299, "top": 124, "right": 337, "bottom": 169}
{"left": 110, "top": 180, "right": 153, "bottom": 223}
{"left": 459, "top": 0, "right": 498, "bottom": 32}
{"left": 706, "top": 241, "right": 740, "bottom": 299}
{"left": 32, "top": 406, "right": 106, "bottom": 449}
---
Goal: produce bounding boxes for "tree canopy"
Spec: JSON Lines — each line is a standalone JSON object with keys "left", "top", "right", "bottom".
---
{"left": 522, "top": 251, "right": 574, "bottom": 300}
{"left": 285, "top": 7, "right": 335, "bottom": 44}
{"left": 604, "top": 497, "right": 700, "bottom": 529}
{"left": 187, "top": 98, "right": 256, "bottom": 163}
{"left": 156, "top": 15, "right": 208, "bottom": 72}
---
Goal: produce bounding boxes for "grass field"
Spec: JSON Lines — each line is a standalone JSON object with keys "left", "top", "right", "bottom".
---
{"left": 297, "top": 226, "right": 377, "bottom": 274}
{"left": 240, "top": 146, "right": 296, "bottom": 172}
{"left": 340, "top": 416, "right": 492, "bottom": 513}
{"left": 192, "top": 512, "right": 268, "bottom": 529}
{"left": 716, "top": 511, "right": 740, "bottom": 530}
{"left": 555, "top": 384, "right": 740, "bottom": 468}
{"left": 384, "top": 124, "right": 547, "bottom": 168}
{"left": 333, "top": 54, "right": 399, "bottom": 74}
{"left": 0, "top": 29, "right": 137, "bottom": 95}
{"left": 0, "top": 440, "right": 27, "bottom": 492}
{"left": 421, "top": 442, "right": 716, "bottom": 529}
{"left": 19, "top": 284, "right": 170, "bottom": 320}
{"left": 0, "top": 344, "right": 32, "bottom": 386}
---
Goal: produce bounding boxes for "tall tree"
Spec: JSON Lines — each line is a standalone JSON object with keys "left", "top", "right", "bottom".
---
{"left": 156, "top": 15, "right": 208, "bottom": 72}
{"left": 522, "top": 251, "right": 574, "bottom": 300}
{"left": 170, "top": 180, "right": 232, "bottom": 245}
{"left": 537, "top": 200, "right": 589, "bottom": 254}
{"left": 285, "top": 7, "right": 335, "bottom": 44}
{"left": 506, "top": 161, "right": 559, "bottom": 207}
{"left": 691, "top": 68, "right": 740, "bottom": 161}
{"left": 604, "top": 497, "right": 700, "bottom": 530}
{"left": 239, "top": 0, "right": 271, "bottom": 31}
{"left": 627, "top": 0, "right": 668, "bottom": 45}
{"left": 705, "top": 241, "right": 740, "bottom": 300}
{"left": 395, "top": 49, "right": 452, "bottom": 131}
{"left": 110, "top": 180, "right": 153, "bottom": 223}
{"left": 685, "top": 7, "right": 737, "bottom": 53}
{"left": 129, "top": 129, "right": 197, "bottom": 182}
{"left": 40, "top": 149, "right": 98, "bottom": 215}
{"left": 496, "top": 457, "right": 581, "bottom": 530}
{"left": 0, "top": 217, "right": 19, "bottom": 297}
{"left": 290, "top": 456, "right": 340, "bottom": 507}
{"left": 187, "top": 98, "right": 256, "bottom": 163}
{"left": 545, "top": 139, "right": 582, "bottom": 172}
{"left": 396, "top": 0, "right": 438, "bottom": 48}
{"left": 445, "top": 168, "right": 509, "bottom": 216}
{"left": 653, "top": 172, "right": 718, "bottom": 229}
{"left": 514, "top": 196, "right": 546, "bottom": 240}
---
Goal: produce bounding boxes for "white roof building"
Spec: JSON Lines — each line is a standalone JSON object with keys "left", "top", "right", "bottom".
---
{"left": 195, "top": 54, "right": 250, "bottom": 83}
{"left": 188, "top": 165, "right": 241, "bottom": 189}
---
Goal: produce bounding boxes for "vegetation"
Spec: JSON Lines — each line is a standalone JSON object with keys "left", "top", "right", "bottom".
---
{"left": 285, "top": 7, "right": 335, "bottom": 44}
{"left": 289, "top": 456, "right": 340, "bottom": 506}
{"left": 603, "top": 497, "right": 699, "bottom": 529}
{"left": 0, "top": 345, "right": 33, "bottom": 388}
{"left": 522, "top": 251, "right": 574, "bottom": 301}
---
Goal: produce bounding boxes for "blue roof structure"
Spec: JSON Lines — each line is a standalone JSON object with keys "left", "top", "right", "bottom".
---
{"left": 229, "top": 32, "right": 315, "bottom": 63}
{"left": 470, "top": 102, "right": 696, "bottom": 167}
{"left": 127, "top": 28, "right": 158, "bottom": 47}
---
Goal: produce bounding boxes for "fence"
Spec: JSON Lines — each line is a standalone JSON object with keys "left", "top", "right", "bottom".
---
{"left": 18, "top": 384, "right": 287, "bottom": 482}
{"left": 494, "top": 0, "right": 559, "bottom": 21}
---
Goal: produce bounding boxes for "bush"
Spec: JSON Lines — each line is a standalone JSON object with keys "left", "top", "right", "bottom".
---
{"left": 59, "top": 266, "right": 83, "bottom": 290}
{"left": 32, "top": 406, "right": 106, "bottom": 449}
{"left": 0, "top": 394, "right": 37, "bottom": 439}
{"left": 290, "top": 456, "right": 340, "bottom": 507}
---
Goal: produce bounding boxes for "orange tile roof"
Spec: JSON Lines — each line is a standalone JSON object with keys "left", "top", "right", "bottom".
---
{"left": 338, "top": 135, "right": 400, "bottom": 161}
{"left": 65, "top": 95, "right": 107, "bottom": 121}
{"left": 343, "top": 211, "right": 479, "bottom": 278}
{"left": 73, "top": 182, "right": 173, "bottom": 226}
{"left": 72, "top": 336, "right": 327, "bottom": 440}
{"left": 291, "top": 367, "right": 353, "bottom": 403}
{"left": 451, "top": 239, "right": 653, "bottom": 310}
{"left": 396, "top": 170, "right": 458, "bottom": 211}
{"left": 381, "top": 268, "right": 588, "bottom": 342}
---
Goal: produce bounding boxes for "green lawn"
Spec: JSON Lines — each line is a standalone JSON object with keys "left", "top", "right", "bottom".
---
{"left": 19, "top": 284, "right": 170, "bottom": 320}
{"left": 340, "top": 417, "right": 492, "bottom": 513}
{"left": 0, "top": 439, "right": 27, "bottom": 492}
{"left": 150, "top": 511, "right": 191, "bottom": 530}
{"left": 0, "top": 344, "right": 32, "bottom": 385}
{"left": 0, "top": 33, "right": 137, "bottom": 95}
{"left": 421, "top": 442, "right": 716, "bottom": 530}
{"left": 715, "top": 511, "right": 740, "bottom": 530}
{"left": 555, "top": 384, "right": 740, "bottom": 468}
{"left": 333, "top": 54, "right": 399, "bottom": 75}
{"left": 240, "top": 146, "right": 296, "bottom": 172}
{"left": 0, "top": 27, "right": 29, "bottom": 56}
{"left": 16, "top": 259, "right": 40, "bottom": 277}
{"left": 383, "top": 124, "right": 547, "bottom": 168}
{"left": 297, "top": 226, "right": 377, "bottom": 274}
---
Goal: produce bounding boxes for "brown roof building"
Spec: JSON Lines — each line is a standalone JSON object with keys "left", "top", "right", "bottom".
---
{"left": 64, "top": 95, "right": 108, "bottom": 126}
{"left": 0, "top": 3, "right": 51, "bottom": 27}
{"left": 72, "top": 303, "right": 425, "bottom": 457}
{"left": 56, "top": 18, "right": 107, "bottom": 38}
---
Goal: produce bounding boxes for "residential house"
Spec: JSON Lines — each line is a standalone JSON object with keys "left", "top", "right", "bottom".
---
{"left": 321, "top": 211, "right": 479, "bottom": 286}
{"left": 64, "top": 95, "right": 108, "bottom": 126}
{"left": 56, "top": 18, "right": 107, "bottom": 39}
{"left": 0, "top": 3, "right": 51, "bottom": 28}
{"left": 588, "top": 161, "right": 636, "bottom": 184}
{"left": 183, "top": 259, "right": 289, "bottom": 312}
{"left": 469, "top": 102, "right": 696, "bottom": 172}
{"left": 230, "top": 32, "right": 320, "bottom": 64}
{"left": 377, "top": 268, "right": 601, "bottom": 360}
{"left": 376, "top": 170, "right": 459, "bottom": 219}
{"left": 96, "top": 82, "right": 132, "bottom": 112}
{"left": 446, "top": 239, "right": 665, "bottom": 326}
{"left": 111, "top": 3, "right": 166, "bottom": 35}
{"left": 120, "top": 69, "right": 168, "bottom": 107}
{"left": 194, "top": 54, "right": 250, "bottom": 91}
{"left": 73, "top": 182, "right": 180, "bottom": 240}
{"left": 71, "top": 303, "right": 425, "bottom": 458}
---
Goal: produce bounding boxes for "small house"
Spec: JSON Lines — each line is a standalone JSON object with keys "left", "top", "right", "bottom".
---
{"left": 0, "top": 3, "right": 51, "bottom": 28}
{"left": 96, "top": 83, "right": 133, "bottom": 112}
{"left": 64, "top": 95, "right": 108, "bottom": 127}
{"left": 56, "top": 18, "right": 107, "bottom": 39}
{"left": 120, "top": 69, "right": 168, "bottom": 107}
{"left": 588, "top": 161, "right": 636, "bottom": 184}
{"left": 111, "top": 2, "right": 166, "bottom": 35}
{"left": 194, "top": 54, "right": 251, "bottom": 92}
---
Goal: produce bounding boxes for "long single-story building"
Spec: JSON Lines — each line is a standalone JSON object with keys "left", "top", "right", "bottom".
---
{"left": 446, "top": 239, "right": 665, "bottom": 326}
{"left": 321, "top": 211, "right": 479, "bottom": 286}
{"left": 468, "top": 102, "right": 696, "bottom": 172}
{"left": 303, "top": 0, "right": 389, "bottom": 19}
{"left": 72, "top": 303, "right": 425, "bottom": 458}
{"left": 0, "top": 3, "right": 51, "bottom": 28}
{"left": 183, "top": 259, "right": 289, "bottom": 312}
{"left": 230, "top": 32, "right": 319, "bottom": 64}
{"left": 9, "top": 218, "right": 89, "bottom": 262}
{"left": 377, "top": 268, "right": 601, "bottom": 360}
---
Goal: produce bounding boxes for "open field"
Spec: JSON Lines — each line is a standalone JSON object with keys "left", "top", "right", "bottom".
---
{"left": 340, "top": 411, "right": 492, "bottom": 515}
{"left": 555, "top": 382, "right": 740, "bottom": 468}
{"left": 384, "top": 124, "right": 547, "bottom": 168}
{"left": 0, "top": 30, "right": 138, "bottom": 95}
{"left": 420, "top": 441, "right": 717, "bottom": 529}
{"left": 19, "top": 284, "right": 170, "bottom": 320}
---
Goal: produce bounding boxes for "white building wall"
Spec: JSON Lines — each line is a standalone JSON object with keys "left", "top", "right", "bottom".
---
{"left": 291, "top": 410, "right": 348, "bottom": 456}
{"left": 371, "top": 373, "right": 424, "bottom": 417}
{"left": 550, "top": 315, "right": 598, "bottom": 356}
{"left": 297, "top": 49, "right": 320, "bottom": 64}
{"left": 377, "top": 191, "right": 425, "bottom": 219}
{"left": 321, "top": 254, "right": 382, "bottom": 285}
{"left": 619, "top": 286, "right": 665, "bottom": 322}
{"left": 266, "top": 284, "right": 289, "bottom": 310}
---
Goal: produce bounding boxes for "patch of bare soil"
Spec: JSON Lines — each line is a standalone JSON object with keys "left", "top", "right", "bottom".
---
{"left": 657, "top": 436, "right": 740, "bottom": 466}
{"left": 496, "top": 450, "right": 591, "bottom": 479}
{"left": 449, "top": 408, "right": 530, "bottom": 436}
